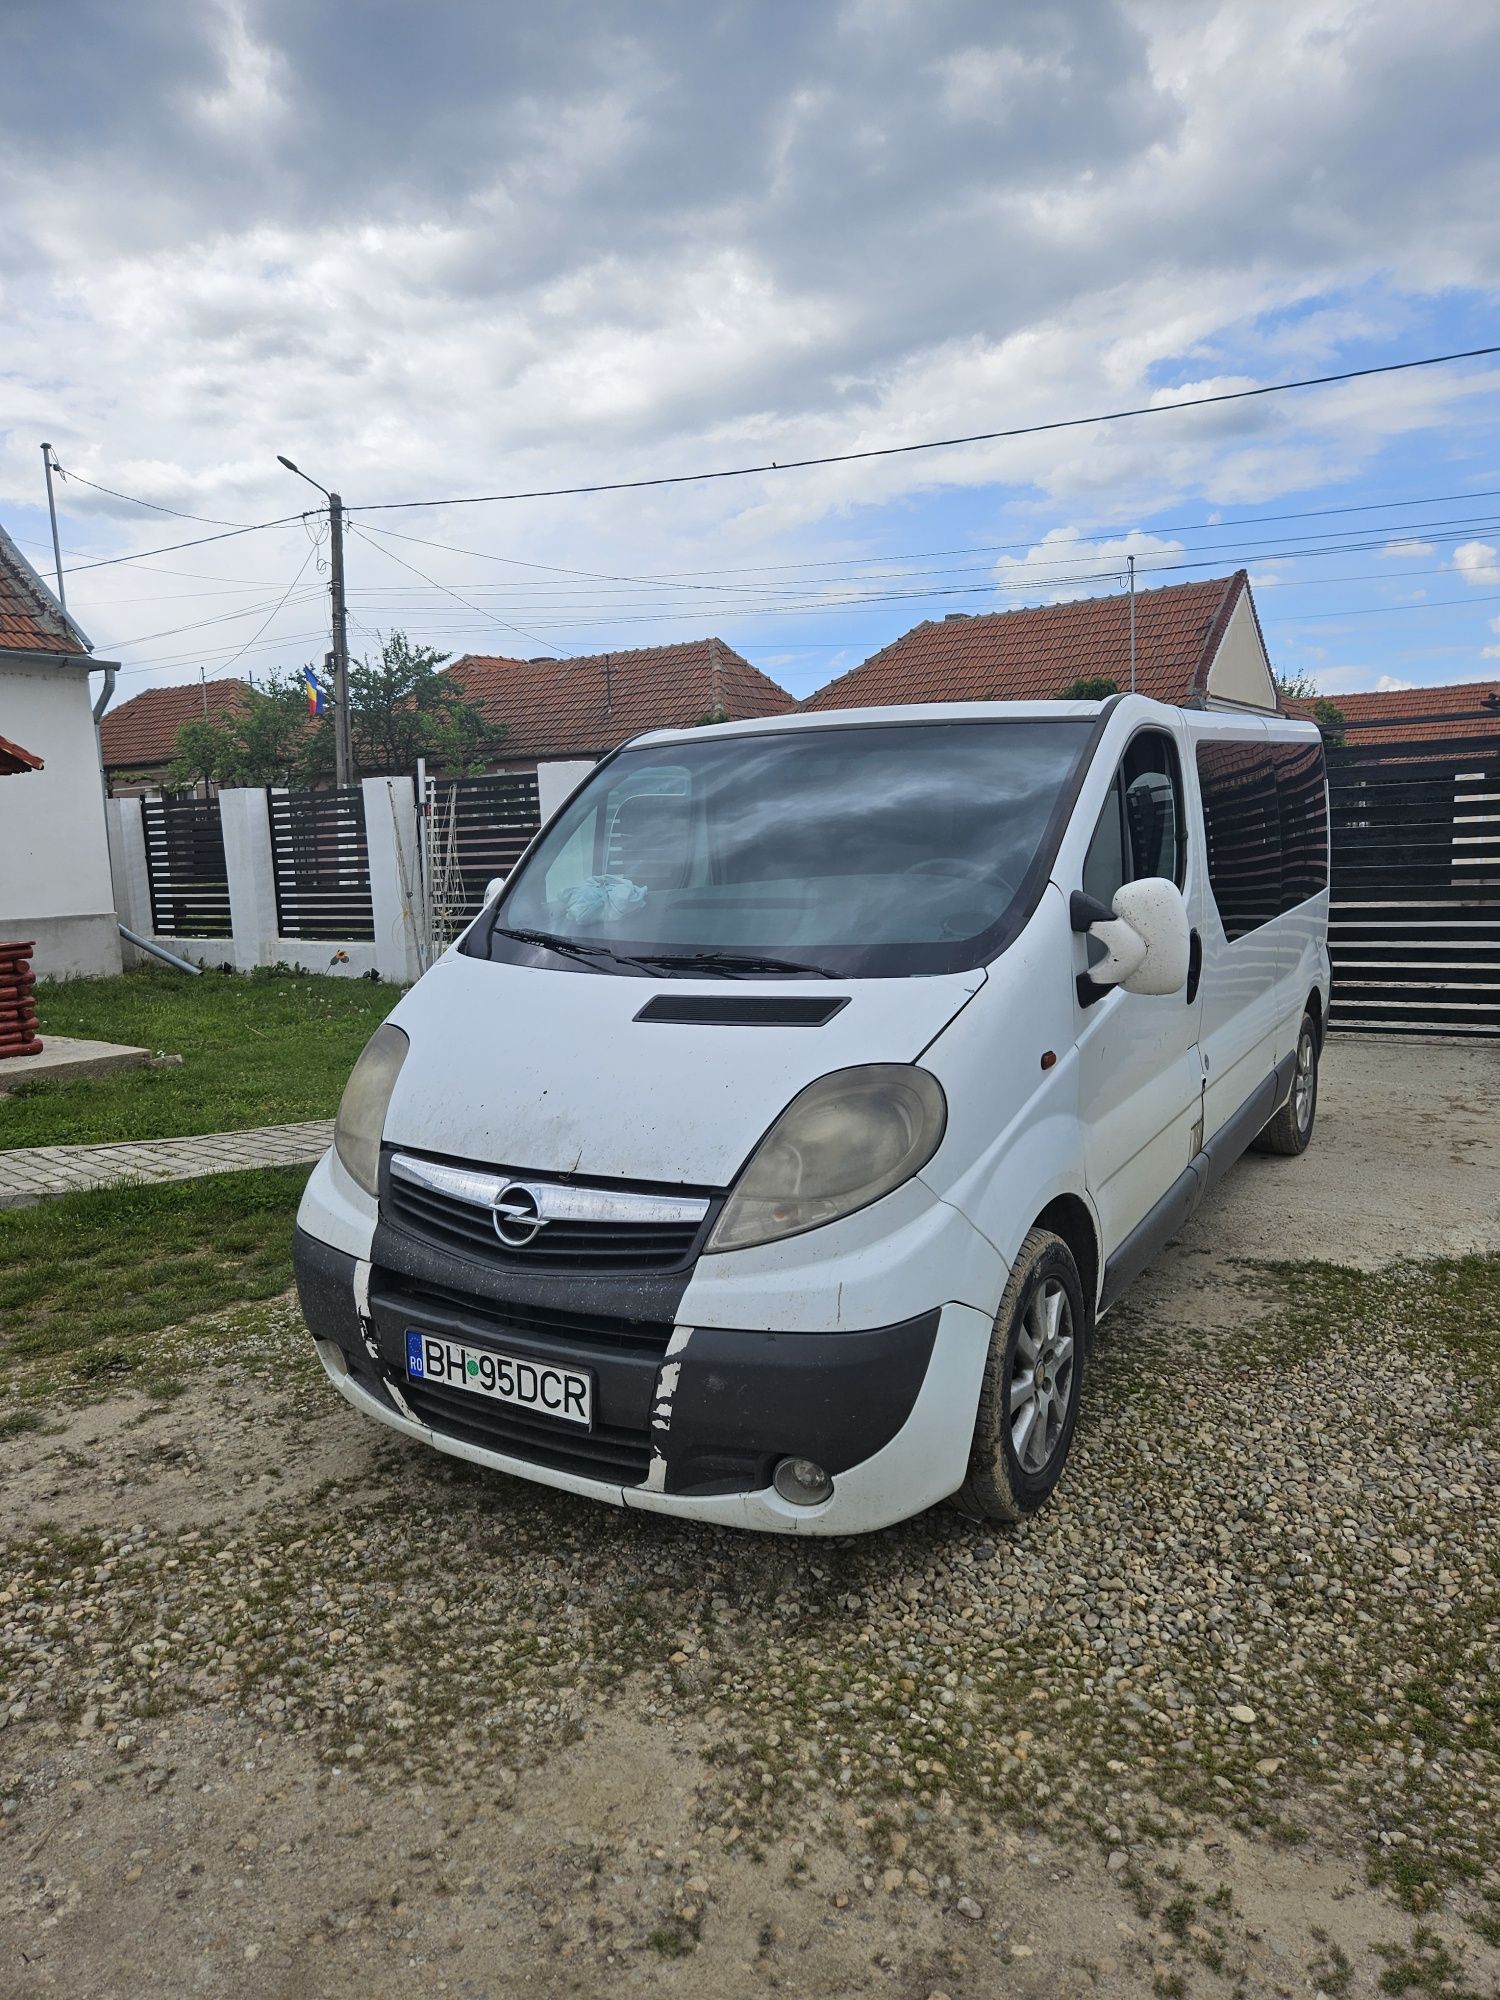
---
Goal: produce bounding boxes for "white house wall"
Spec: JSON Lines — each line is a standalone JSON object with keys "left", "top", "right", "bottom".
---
{"left": 1204, "top": 593, "right": 1278, "bottom": 712}
{"left": 0, "top": 659, "right": 122, "bottom": 978}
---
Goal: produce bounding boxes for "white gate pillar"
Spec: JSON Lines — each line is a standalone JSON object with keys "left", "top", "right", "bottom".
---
{"left": 536, "top": 759, "right": 594, "bottom": 826}
{"left": 364, "top": 776, "right": 424, "bottom": 985}
{"left": 105, "top": 795, "right": 153, "bottom": 962}
{"left": 219, "top": 787, "right": 278, "bottom": 973}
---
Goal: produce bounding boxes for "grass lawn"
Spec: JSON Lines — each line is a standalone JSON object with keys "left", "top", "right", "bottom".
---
{"left": 1, "top": 964, "right": 398, "bottom": 1147}
{"left": 0, "top": 1166, "right": 309, "bottom": 1427}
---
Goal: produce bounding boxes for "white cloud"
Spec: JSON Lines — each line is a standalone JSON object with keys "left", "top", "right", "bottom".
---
{"left": 1453, "top": 541, "right": 1500, "bottom": 586}
{"left": 992, "top": 526, "right": 1187, "bottom": 603}
{"left": 1382, "top": 538, "right": 1435, "bottom": 557}
{"left": 1374, "top": 673, "right": 1414, "bottom": 689}
{"left": 3, "top": 1, "right": 1500, "bottom": 696}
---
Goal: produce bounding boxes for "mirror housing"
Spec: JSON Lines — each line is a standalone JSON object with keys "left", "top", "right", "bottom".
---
{"left": 484, "top": 875, "right": 507, "bottom": 905}
{"left": 1074, "top": 877, "right": 1191, "bottom": 998}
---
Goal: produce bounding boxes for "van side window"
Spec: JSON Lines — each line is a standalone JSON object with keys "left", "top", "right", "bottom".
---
{"left": 1273, "top": 738, "right": 1329, "bottom": 908}
{"left": 1195, "top": 741, "right": 1281, "bottom": 939}
{"left": 1082, "top": 730, "right": 1185, "bottom": 909}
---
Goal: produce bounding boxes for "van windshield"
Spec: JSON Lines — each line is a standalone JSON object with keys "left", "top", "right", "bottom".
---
{"left": 467, "top": 718, "right": 1093, "bottom": 979}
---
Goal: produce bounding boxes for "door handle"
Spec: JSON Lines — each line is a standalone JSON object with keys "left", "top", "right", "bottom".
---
{"left": 1186, "top": 927, "right": 1203, "bottom": 1004}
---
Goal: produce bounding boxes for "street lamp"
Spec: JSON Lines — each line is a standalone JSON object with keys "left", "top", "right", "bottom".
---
{"left": 278, "top": 453, "right": 352, "bottom": 787}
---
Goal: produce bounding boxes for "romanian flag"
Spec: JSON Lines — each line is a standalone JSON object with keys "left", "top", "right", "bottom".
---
{"left": 302, "top": 665, "right": 326, "bottom": 717}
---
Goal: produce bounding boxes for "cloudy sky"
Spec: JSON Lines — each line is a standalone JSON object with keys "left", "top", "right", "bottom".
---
{"left": 4, "top": 0, "right": 1500, "bottom": 707}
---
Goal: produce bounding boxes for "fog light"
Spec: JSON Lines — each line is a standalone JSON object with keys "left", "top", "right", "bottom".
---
{"left": 773, "top": 1456, "right": 833, "bottom": 1506}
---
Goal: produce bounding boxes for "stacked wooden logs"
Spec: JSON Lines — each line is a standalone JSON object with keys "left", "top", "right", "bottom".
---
{"left": 0, "top": 939, "right": 41, "bottom": 1059}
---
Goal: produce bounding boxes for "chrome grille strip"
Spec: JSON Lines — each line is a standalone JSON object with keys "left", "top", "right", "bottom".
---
{"left": 388, "top": 1152, "right": 711, "bottom": 1227}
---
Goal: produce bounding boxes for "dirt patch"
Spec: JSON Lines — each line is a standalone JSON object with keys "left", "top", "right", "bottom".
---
{"left": 4, "top": 1039, "right": 1499, "bottom": 1997}
{"left": 1176, "top": 1038, "right": 1500, "bottom": 1271}
{"left": 6, "top": 1708, "right": 1472, "bottom": 2000}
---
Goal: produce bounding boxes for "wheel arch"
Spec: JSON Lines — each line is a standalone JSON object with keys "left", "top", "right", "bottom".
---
{"left": 1304, "top": 985, "right": 1325, "bottom": 1049}
{"left": 1033, "top": 1191, "right": 1100, "bottom": 1333}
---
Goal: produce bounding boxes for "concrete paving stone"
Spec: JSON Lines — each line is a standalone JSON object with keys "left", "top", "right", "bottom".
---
{"left": 0, "top": 1117, "right": 334, "bottom": 1205}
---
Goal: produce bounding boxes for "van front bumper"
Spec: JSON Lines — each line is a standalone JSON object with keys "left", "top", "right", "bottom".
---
{"left": 293, "top": 1225, "right": 992, "bottom": 1536}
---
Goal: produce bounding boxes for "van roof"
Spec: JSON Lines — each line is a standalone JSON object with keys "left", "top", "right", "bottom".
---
{"left": 630, "top": 694, "right": 1322, "bottom": 748}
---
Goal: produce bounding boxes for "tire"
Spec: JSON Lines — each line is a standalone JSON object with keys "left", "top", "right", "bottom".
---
{"left": 956, "top": 1227, "right": 1087, "bottom": 1523}
{"left": 1252, "top": 1011, "right": 1319, "bottom": 1157}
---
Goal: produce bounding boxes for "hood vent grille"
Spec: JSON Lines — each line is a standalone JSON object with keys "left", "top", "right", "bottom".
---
{"left": 634, "top": 994, "right": 850, "bottom": 1027}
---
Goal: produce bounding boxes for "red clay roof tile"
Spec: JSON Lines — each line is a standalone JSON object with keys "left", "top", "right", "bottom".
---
{"left": 0, "top": 524, "right": 92, "bottom": 657}
{"left": 801, "top": 572, "right": 1250, "bottom": 712}
{"left": 99, "top": 677, "right": 251, "bottom": 770}
{"left": 1283, "top": 680, "right": 1500, "bottom": 746}
{"left": 447, "top": 638, "right": 795, "bottom": 759}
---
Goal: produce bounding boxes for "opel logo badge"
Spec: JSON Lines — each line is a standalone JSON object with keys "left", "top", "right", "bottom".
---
{"left": 491, "top": 1182, "right": 546, "bottom": 1248}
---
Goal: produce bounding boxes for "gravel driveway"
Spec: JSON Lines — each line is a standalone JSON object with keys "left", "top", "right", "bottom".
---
{"left": 4, "top": 1037, "right": 1498, "bottom": 1999}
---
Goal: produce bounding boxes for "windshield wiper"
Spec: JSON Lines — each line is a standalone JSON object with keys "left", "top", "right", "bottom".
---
{"left": 491, "top": 926, "right": 623, "bottom": 967}
{"left": 625, "top": 950, "right": 840, "bottom": 980}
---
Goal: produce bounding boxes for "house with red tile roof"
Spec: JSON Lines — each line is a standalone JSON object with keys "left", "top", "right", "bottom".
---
{"left": 99, "top": 676, "right": 252, "bottom": 793}
{"left": 0, "top": 522, "right": 123, "bottom": 977}
{"left": 446, "top": 636, "right": 796, "bottom": 766}
{"left": 102, "top": 638, "right": 796, "bottom": 794}
{"left": 802, "top": 570, "right": 1279, "bottom": 716}
{"left": 1284, "top": 679, "right": 1500, "bottom": 747}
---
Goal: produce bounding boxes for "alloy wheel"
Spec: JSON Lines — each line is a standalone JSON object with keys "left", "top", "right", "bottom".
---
{"left": 1008, "top": 1278, "right": 1075, "bottom": 1474}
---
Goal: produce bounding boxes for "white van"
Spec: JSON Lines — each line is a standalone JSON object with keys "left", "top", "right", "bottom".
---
{"left": 294, "top": 696, "right": 1330, "bottom": 1535}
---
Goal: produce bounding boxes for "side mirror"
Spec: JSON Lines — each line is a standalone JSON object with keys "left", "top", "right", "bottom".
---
{"left": 1070, "top": 878, "right": 1190, "bottom": 997}
{"left": 484, "top": 875, "right": 507, "bottom": 905}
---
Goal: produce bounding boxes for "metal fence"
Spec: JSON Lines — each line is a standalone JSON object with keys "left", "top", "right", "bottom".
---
{"left": 1328, "top": 730, "right": 1500, "bottom": 1037}
{"left": 267, "top": 785, "right": 375, "bottom": 941}
{"left": 424, "top": 771, "right": 542, "bottom": 950}
{"left": 142, "top": 796, "right": 232, "bottom": 938}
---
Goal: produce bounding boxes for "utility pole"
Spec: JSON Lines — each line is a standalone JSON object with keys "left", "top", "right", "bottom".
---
{"left": 1127, "top": 553, "right": 1137, "bottom": 695}
{"left": 40, "top": 443, "right": 66, "bottom": 613}
{"left": 277, "top": 455, "right": 354, "bottom": 787}
{"left": 328, "top": 491, "right": 353, "bottom": 787}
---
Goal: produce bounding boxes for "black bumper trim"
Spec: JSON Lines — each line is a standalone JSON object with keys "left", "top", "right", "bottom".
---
{"left": 294, "top": 1225, "right": 940, "bottom": 1498}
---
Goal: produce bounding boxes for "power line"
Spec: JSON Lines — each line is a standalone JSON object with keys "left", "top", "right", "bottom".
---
{"left": 51, "top": 463, "right": 254, "bottom": 528}
{"left": 97, "top": 586, "right": 325, "bottom": 652}
{"left": 357, "top": 481, "right": 1500, "bottom": 588}
{"left": 215, "top": 539, "right": 326, "bottom": 673}
{"left": 111, "top": 626, "right": 332, "bottom": 678}
{"left": 356, "top": 345, "right": 1500, "bottom": 513}
{"left": 347, "top": 522, "right": 563, "bottom": 656}
{"left": 67, "top": 513, "right": 315, "bottom": 573}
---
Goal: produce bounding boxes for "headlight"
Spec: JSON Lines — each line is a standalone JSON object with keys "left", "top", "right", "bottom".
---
{"left": 706, "top": 1064, "right": 947, "bottom": 1254}
{"left": 333, "top": 1023, "right": 409, "bottom": 1196}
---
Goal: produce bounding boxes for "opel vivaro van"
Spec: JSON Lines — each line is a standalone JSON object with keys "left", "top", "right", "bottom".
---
{"left": 294, "top": 695, "right": 1330, "bottom": 1534}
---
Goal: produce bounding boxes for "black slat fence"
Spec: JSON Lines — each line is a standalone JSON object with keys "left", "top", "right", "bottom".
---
{"left": 1327, "top": 730, "right": 1500, "bottom": 1037}
{"left": 142, "top": 796, "right": 232, "bottom": 938}
{"left": 425, "top": 772, "right": 542, "bottom": 947}
{"left": 268, "top": 785, "right": 375, "bottom": 941}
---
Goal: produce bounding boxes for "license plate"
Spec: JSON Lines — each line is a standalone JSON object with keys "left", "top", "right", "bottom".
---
{"left": 405, "top": 1330, "right": 592, "bottom": 1428}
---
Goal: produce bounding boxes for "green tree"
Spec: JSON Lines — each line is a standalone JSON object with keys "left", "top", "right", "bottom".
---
{"left": 1275, "top": 670, "right": 1320, "bottom": 701}
{"left": 165, "top": 677, "right": 308, "bottom": 791}
{"left": 1059, "top": 676, "right": 1119, "bottom": 700}
{"left": 1274, "top": 671, "right": 1346, "bottom": 745}
{"left": 166, "top": 634, "right": 501, "bottom": 790}
{"left": 1310, "top": 697, "right": 1347, "bottom": 747}
{"left": 337, "top": 632, "right": 497, "bottom": 777}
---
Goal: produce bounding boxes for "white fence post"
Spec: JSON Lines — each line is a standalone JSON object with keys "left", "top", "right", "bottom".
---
{"left": 105, "top": 795, "right": 152, "bottom": 961}
{"left": 364, "top": 776, "right": 424, "bottom": 985}
{"left": 219, "top": 787, "right": 278, "bottom": 974}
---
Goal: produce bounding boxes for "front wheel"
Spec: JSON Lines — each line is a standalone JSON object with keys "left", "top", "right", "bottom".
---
{"left": 1252, "top": 1012, "right": 1319, "bottom": 1157}
{"left": 956, "top": 1228, "right": 1087, "bottom": 1522}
